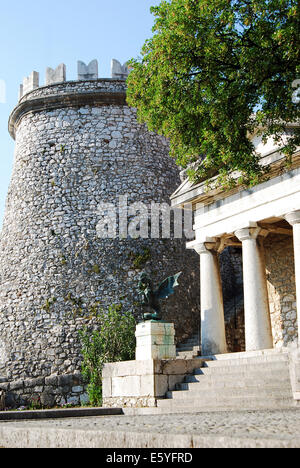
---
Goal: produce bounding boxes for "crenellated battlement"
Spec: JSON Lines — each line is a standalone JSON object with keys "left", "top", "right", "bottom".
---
{"left": 18, "top": 59, "right": 130, "bottom": 100}
{"left": 10, "top": 75, "right": 128, "bottom": 140}
{"left": 45, "top": 63, "right": 66, "bottom": 86}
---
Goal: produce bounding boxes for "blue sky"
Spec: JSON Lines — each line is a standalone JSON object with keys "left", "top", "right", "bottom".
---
{"left": 0, "top": 0, "right": 161, "bottom": 227}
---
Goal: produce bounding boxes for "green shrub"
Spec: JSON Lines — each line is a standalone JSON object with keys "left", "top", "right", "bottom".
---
{"left": 78, "top": 304, "right": 136, "bottom": 407}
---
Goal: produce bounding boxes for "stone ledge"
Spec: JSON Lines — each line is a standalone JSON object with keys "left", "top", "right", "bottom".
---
{"left": 0, "top": 407, "right": 122, "bottom": 421}
{"left": 102, "top": 358, "right": 205, "bottom": 407}
{"left": 102, "top": 358, "right": 204, "bottom": 379}
{"left": 102, "top": 360, "right": 160, "bottom": 378}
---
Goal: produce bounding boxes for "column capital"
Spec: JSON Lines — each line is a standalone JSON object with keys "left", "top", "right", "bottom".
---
{"left": 285, "top": 210, "right": 300, "bottom": 226}
{"left": 191, "top": 238, "right": 220, "bottom": 255}
{"left": 235, "top": 226, "right": 261, "bottom": 242}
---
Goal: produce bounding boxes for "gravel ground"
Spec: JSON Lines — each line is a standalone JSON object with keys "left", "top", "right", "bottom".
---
{"left": 0, "top": 408, "right": 300, "bottom": 448}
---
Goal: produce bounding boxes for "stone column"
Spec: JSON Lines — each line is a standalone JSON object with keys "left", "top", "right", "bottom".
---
{"left": 194, "top": 241, "right": 227, "bottom": 356}
{"left": 235, "top": 226, "right": 273, "bottom": 351}
{"left": 285, "top": 210, "right": 300, "bottom": 346}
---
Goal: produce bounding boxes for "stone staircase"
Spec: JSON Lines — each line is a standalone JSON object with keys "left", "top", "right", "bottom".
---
{"left": 157, "top": 349, "right": 299, "bottom": 413}
{"left": 176, "top": 333, "right": 200, "bottom": 359}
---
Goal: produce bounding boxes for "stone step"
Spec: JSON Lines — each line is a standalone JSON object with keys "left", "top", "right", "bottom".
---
{"left": 176, "top": 355, "right": 200, "bottom": 361}
{"left": 177, "top": 348, "right": 199, "bottom": 354}
{"left": 176, "top": 352, "right": 201, "bottom": 359}
{"left": 180, "top": 374, "right": 291, "bottom": 390}
{"left": 155, "top": 397, "right": 298, "bottom": 412}
{"left": 157, "top": 393, "right": 296, "bottom": 409}
{"left": 185, "top": 370, "right": 290, "bottom": 384}
{"left": 124, "top": 401, "right": 299, "bottom": 415}
{"left": 201, "top": 353, "right": 289, "bottom": 368}
{"left": 176, "top": 345, "right": 200, "bottom": 351}
{"left": 168, "top": 348, "right": 294, "bottom": 413}
{"left": 194, "top": 361, "right": 290, "bottom": 376}
{"left": 178, "top": 340, "right": 199, "bottom": 346}
{"left": 200, "top": 348, "right": 289, "bottom": 361}
{"left": 166, "top": 386, "right": 293, "bottom": 400}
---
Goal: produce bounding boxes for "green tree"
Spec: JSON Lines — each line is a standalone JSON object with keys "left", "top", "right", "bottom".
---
{"left": 127, "top": 0, "right": 300, "bottom": 188}
{"left": 79, "top": 305, "right": 136, "bottom": 406}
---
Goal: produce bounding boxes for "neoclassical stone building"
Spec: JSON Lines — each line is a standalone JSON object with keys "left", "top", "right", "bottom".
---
{"left": 171, "top": 125, "right": 300, "bottom": 356}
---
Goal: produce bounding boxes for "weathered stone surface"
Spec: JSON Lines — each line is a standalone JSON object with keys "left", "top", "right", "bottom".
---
{"left": 102, "top": 356, "right": 206, "bottom": 407}
{"left": 111, "top": 59, "right": 129, "bottom": 79}
{"left": 0, "top": 372, "right": 88, "bottom": 410}
{"left": 22, "top": 71, "right": 39, "bottom": 96}
{"left": 10, "top": 380, "right": 24, "bottom": 391}
{"left": 77, "top": 60, "right": 98, "bottom": 80}
{"left": 45, "top": 375, "right": 58, "bottom": 386}
{"left": 265, "top": 234, "right": 298, "bottom": 347}
{"left": 136, "top": 344, "right": 176, "bottom": 361}
{"left": 40, "top": 392, "right": 55, "bottom": 408}
{"left": 135, "top": 322, "right": 176, "bottom": 360}
{"left": 2, "top": 409, "right": 300, "bottom": 448}
{"left": 0, "top": 78, "right": 200, "bottom": 405}
{"left": 24, "top": 377, "right": 45, "bottom": 388}
{"left": 45, "top": 64, "right": 66, "bottom": 86}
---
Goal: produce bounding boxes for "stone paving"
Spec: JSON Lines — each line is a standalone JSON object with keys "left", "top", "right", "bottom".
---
{"left": 0, "top": 408, "right": 300, "bottom": 448}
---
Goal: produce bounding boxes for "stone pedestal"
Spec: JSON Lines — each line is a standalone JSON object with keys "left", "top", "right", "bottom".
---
{"left": 135, "top": 321, "right": 176, "bottom": 361}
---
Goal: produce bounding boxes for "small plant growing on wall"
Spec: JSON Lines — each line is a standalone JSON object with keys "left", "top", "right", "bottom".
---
{"left": 42, "top": 297, "right": 57, "bottom": 313}
{"left": 129, "top": 247, "right": 151, "bottom": 270}
{"left": 78, "top": 304, "right": 136, "bottom": 407}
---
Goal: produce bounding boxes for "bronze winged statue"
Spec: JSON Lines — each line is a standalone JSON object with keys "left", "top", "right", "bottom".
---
{"left": 138, "top": 271, "right": 182, "bottom": 321}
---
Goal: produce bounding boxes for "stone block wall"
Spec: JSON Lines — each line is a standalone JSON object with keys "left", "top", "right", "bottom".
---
{"left": 264, "top": 234, "right": 298, "bottom": 347}
{"left": 289, "top": 348, "right": 300, "bottom": 400}
{"left": 0, "top": 372, "right": 87, "bottom": 409}
{"left": 225, "top": 304, "right": 245, "bottom": 353}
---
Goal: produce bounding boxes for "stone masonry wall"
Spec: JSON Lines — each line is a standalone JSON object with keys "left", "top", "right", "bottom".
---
{"left": 264, "top": 234, "right": 298, "bottom": 348}
{"left": 0, "top": 80, "right": 200, "bottom": 402}
{"left": 0, "top": 372, "right": 87, "bottom": 409}
{"left": 220, "top": 247, "right": 245, "bottom": 353}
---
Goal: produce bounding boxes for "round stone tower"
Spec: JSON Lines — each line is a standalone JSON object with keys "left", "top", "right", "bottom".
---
{"left": 0, "top": 61, "right": 199, "bottom": 406}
